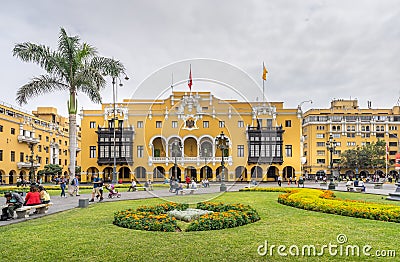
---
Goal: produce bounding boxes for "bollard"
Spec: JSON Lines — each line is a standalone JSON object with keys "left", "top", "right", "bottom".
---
{"left": 78, "top": 198, "right": 89, "bottom": 208}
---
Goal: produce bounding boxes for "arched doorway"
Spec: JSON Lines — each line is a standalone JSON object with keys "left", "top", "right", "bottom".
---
{"left": 86, "top": 167, "right": 99, "bottom": 183}
{"left": 102, "top": 167, "right": 113, "bottom": 181}
{"left": 119, "top": 167, "right": 131, "bottom": 182}
{"left": 316, "top": 170, "right": 326, "bottom": 180}
{"left": 375, "top": 170, "right": 384, "bottom": 178}
{"left": 200, "top": 166, "right": 212, "bottom": 180}
{"left": 283, "top": 166, "right": 295, "bottom": 181}
{"left": 185, "top": 166, "right": 197, "bottom": 181}
{"left": 235, "top": 166, "right": 247, "bottom": 181}
{"left": 0, "top": 170, "right": 4, "bottom": 184}
{"left": 9, "top": 170, "right": 16, "bottom": 184}
{"left": 152, "top": 137, "right": 166, "bottom": 157}
{"left": 216, "top": 166, "right": 229, "bottom": 182}
{"left": 134, "top": 166, "right": 147, "bottom": 182}
{"left": 251, "top": 166, "right": 263, "bottom": 180}
{"left": 153, "top": 166, "right": 165, "bottom": 181}
{"left": 184, "top": 138, "right": 198, "bottom": 157}
{"left": 169, "top": 166, "right": 181, "bottom": 181}
{"left": 200, "top": 140, "right": 213, "bottom": 157}
{"left": 267, "top": 166, "right": 279, "bottom": 181}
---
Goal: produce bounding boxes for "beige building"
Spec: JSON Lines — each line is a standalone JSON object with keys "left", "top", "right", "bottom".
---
{"left": 0, "top": 102, "right": 80, "bottom": 184}
{"left": 302, "top": 99, "right": 400, "bottom": 179}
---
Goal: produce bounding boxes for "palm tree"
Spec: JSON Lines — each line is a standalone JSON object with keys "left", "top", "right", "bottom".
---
{"left": 13, "top": 27, "right": 127, "bottom": 184}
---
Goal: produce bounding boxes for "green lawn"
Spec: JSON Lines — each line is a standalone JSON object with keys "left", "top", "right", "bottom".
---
{"left": 0, "top": 191, "right": 398, "bottom": 261}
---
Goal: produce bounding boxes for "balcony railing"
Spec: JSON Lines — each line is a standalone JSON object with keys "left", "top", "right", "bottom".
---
{"left": 17, "top": 135, "right": 40, "bottom": 144}
{"left": 17, "top": 162, "right": 40, "bottom": 169}
{"left": 148, "top": 156, "right": 233, "bottom": 166}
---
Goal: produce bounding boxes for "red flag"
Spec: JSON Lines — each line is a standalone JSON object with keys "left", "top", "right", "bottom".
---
{"left": 188, "top": 65, "right": 192, "bottom": 90}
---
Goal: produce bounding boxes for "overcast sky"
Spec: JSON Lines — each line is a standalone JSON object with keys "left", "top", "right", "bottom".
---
{"left": 1, "top": 0, "right": 399, "bottom": 118}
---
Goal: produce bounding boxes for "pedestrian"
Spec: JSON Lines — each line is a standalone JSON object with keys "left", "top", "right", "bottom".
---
{"left": 185, "top": 175, "right": 191, "bottom": 189}
{"left": 60, "top": 175, "right": 66, "bottom": 197}
{"left": 89, "top": 174, "right": 103, "bottom": 202}
{"left": 69, "top": 176, "right": 80, "bottom": 196}
{"left": 128, "top": 179, "right": 137, "bottom": 192}
{"left": 277, "top": 176, "right": 282, "bottom": 187}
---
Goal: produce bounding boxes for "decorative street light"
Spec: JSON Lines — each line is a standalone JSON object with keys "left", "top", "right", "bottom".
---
{"left": 171, "top": 140, "right": 182, "bottom": 182}
{"left": 112, "top": 74, "right": 129, "bottom": 184}
{"left": 326, "top": 134, "right": 337, "bottom": 190}
{"left": 26, "top": 143, "right": 39, "bottom": 184}
{"left": 215, "top": 131, "right": 229, "bottom": 192}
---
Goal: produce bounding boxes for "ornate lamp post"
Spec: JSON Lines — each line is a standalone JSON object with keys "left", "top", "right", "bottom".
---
{"left": 26, "top": 143, "right": 39, "bottom": 184}
{"left": 215, "top": 131, "right": 229, "bottom": 192}
{"left": 171, "top": 140, "right": 182, "bottom": 181}
{"left": 111, "top": 74, "right": 129, "bottom": 184}
{"left": 326, "top": 134, "right": 337, "bottom": 190}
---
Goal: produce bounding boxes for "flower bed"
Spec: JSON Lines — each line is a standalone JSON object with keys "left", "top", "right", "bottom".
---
{"left": 186, "top": 202, "right": 261, "bottom": 231}
{"left": 114, "top": 202, "right": 260, "bottom": 232}
{"left": 113, "top": 202, "right": 188, "bottom": 232}
{"left": 242, "top": 187, "right": 400, "bottom": 223}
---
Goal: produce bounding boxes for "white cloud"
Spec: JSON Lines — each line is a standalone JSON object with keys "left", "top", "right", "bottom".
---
{"left": 0, "top": 0, "right": 399, "bottom": 117}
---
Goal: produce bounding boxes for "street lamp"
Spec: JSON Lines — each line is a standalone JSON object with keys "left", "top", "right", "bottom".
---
{"left": 26, "top": 143, "right": 39, "bottom": 184}
{"left": 326, "top": 134, "right": 336, "bottom": 190}
{"left": 171, "top": 140, "right": 182, "bottom": 182}
{"left": 112, "top": 74, "right": 129, "bottom": 184}
{"left": 215, "top": 131, "right": 229, "bottom": 192}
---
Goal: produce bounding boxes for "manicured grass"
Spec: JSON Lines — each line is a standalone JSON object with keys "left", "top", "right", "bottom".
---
{"left": 0, "top": 191, "right": 398, "bottom": 261}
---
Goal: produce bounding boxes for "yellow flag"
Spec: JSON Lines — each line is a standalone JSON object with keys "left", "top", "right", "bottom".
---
{"left": 262, "top": 64, "right": 268, "bottom": 81}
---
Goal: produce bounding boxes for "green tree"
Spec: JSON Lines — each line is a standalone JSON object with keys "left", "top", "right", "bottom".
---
{"left": 37, "top": 164, "right": 63, "bottom": 177}
{"left": 340, "top": 140, "right": 386, "bottom": 175}
{"left": 13, "top": 28, "right": 126, "bottom": 185}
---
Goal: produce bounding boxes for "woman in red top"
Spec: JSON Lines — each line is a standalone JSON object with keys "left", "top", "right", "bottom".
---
{"left": 24, "top": 186, "right": 41, "bottom": 206}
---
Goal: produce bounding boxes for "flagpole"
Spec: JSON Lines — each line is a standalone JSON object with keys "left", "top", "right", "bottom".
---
{"left": 262, "top": 62, "right": 265, "bottom": 103}
{"left": 171, "top": 73, "right": 174, "bottom": 93}
{"left": 190, "top": 64, "right": 192, "bottom": 96}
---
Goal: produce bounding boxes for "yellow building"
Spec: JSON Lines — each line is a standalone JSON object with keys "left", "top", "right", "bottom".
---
{"left": 302, "top": 99, "right": 400, "bottom": 179}
{"left": 80, "top": 91, "right": 302, "bottom": 183}
{"left": 0, "top": 102, "right": 80, "bottom": 184}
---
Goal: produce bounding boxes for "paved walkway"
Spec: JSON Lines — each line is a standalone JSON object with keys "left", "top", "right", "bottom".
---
{"left": 1, "top": 181, "right": 398, "bottom": 227}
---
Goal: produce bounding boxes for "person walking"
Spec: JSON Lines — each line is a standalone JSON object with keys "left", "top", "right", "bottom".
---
{"left": 70, "top": 176, "right": 80, "bottom": 196}
{"left": 277, "top": 176, "right": 282, "bottom": 187}
{"left": 89, "top": 174, "right": 103, "bottom": 202}
{"left": 60, "top": 175, "right": 67, "bottom": 197}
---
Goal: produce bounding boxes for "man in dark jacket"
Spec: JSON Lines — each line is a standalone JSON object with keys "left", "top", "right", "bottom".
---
{"left": 2, "top": 192, "right": 24, "bottom": 220}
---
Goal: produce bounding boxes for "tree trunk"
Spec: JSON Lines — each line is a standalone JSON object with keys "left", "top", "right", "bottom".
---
{"left": 68, "top": 113, "right": 77, "bottom": 184}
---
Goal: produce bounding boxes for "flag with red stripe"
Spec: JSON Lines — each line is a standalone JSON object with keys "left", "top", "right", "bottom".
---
{"left": 188, "top": 65, "right": 192, "bottom": 90}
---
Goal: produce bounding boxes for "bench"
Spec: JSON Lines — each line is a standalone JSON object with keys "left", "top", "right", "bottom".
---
{"left": 347, "top": 186, "right": 364, "bottom": 193}
{"left": 15, "top": 203, "right": 53, "bottom": 219}
{"left": 179, "top": 188, "right": 198, "bottom": 195}
{"left": 132, "top": 186, "right": 153, "bottom": 191}
{"left": 373, "top": 182, "right": 384, "bottom": 189}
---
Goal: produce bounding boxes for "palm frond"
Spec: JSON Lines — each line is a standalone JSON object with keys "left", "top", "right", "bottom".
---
{"left": 16, "top": 75, "right": 68, "bottom": 105}
{"left": 91, "top": 57, "right": 126, "bottom": 77}
{"left": 12, "top": 43, "right": 59, "bottom": 73}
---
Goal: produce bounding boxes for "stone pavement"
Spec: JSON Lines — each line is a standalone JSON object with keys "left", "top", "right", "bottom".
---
{"left": 1, "top": 181, "right": 398, "bottom": 227}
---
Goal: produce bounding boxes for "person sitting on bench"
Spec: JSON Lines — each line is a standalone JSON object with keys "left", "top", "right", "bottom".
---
{"left": 1, "top": 192, "right": 24, "bottom": 221}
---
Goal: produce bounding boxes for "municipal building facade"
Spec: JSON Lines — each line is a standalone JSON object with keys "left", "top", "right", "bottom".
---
{"left": 79, "top": 91, "right": 302, "bottom": 183}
